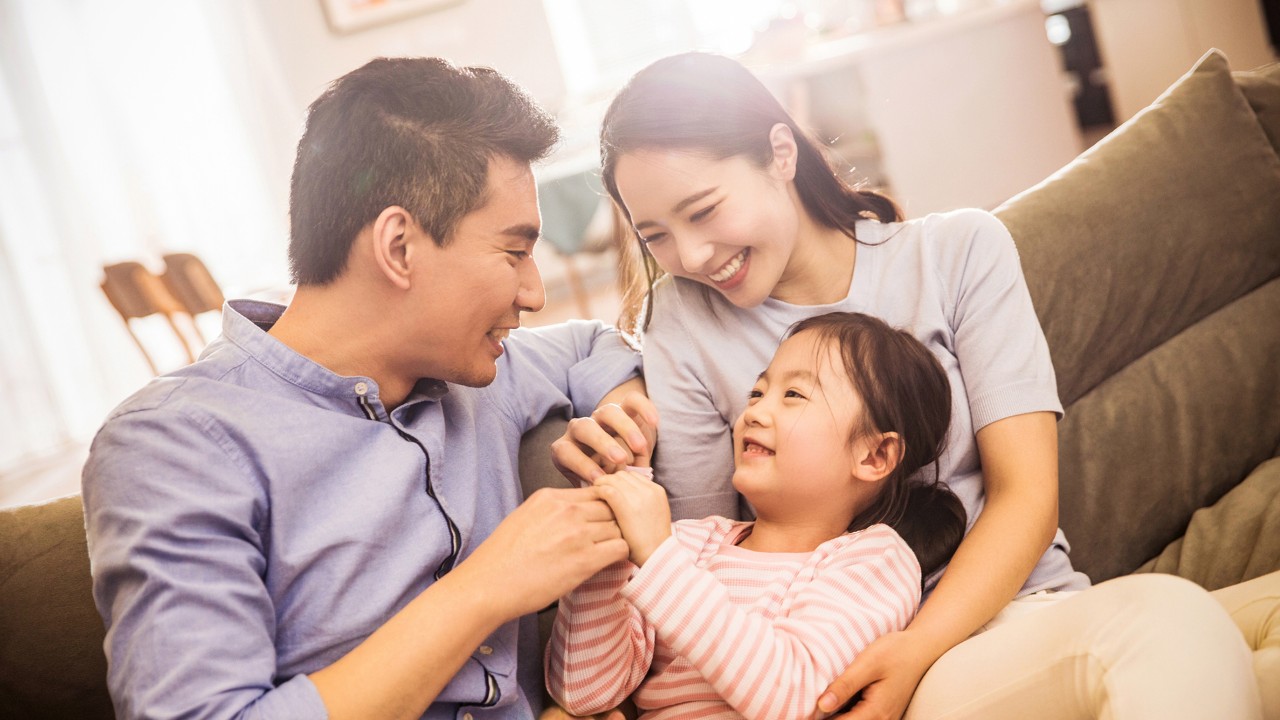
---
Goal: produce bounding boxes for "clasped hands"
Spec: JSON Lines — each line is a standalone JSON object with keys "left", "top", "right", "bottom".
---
{"left": 550, "top": 391, "right": 669, "bottom": 566}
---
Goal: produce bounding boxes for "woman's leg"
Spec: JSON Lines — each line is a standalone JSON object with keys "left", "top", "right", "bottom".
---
{"left": 904, "top": 573, "right": 1260, "bottom": 720}
{"left": 1212, "top": 570, "right": 1280, "bottom": 719}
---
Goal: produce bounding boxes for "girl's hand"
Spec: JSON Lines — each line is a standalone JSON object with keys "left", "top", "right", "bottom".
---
{"left": 551, "top": 391, "right": 659, "bottom": 485}
{"left": 817, "top": 630, "right": 936, "bottom": 720}
{"left": 594, "top": 470, "right": 671, "bottom": 566}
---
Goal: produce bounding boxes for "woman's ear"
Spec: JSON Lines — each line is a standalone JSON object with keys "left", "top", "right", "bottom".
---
{"left": 767, "top": 122, "right": 798, "bottom": 181}
{"left": 851, "top": 432, "right": 903, "bottom": 483}
{"left": 370, "top": 205, "right": 419, "bottom": 290}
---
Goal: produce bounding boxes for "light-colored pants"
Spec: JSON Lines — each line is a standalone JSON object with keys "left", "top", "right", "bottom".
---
{"left": 903, "top": 570, "right": 1280, "bottom": 720}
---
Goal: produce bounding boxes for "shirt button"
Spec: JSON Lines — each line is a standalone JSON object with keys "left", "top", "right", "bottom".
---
{"left": 354, "top": 382, "right": 368, "bottom": 396}
{"left": 478, "top": 645, "right": 493, "bottom": 655}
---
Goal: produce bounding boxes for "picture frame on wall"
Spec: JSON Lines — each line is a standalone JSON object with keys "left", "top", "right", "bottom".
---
{"left": 320, "top": 0, "right": 463, "bottom": 34}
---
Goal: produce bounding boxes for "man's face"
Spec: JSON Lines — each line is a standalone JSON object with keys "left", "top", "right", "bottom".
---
{"left": 408, "top": 155, "right": 545, "bottom": 387}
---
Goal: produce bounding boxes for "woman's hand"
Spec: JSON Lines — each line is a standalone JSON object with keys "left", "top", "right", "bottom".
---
{"left": 594, "top": 470, "right": 671, "bottom": 566}
{"left": 817, "top": 630, "right": 937, "bottom": 720}
{"left": 551, "top": 389, "right": 659, "bottom": 485}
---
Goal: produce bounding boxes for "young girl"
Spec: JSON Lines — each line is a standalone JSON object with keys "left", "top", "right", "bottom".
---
{"left": 547, "top": 312, "right": 967, "bottom": 719}
{"left": 551, "top": 52, "right": 1274, "bottom": 719}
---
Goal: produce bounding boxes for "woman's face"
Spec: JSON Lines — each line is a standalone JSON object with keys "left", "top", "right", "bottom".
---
{"left": 613, "top": 148, "right": 801, "bottom": 309}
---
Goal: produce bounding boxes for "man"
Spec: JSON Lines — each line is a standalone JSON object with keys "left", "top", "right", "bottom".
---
{"left": 83, "top": 57, "right": 645, "bottom": 719}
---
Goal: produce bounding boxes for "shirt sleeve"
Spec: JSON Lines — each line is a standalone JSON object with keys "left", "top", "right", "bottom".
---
{"left": 82, "top": 404, "right": 329, "bottom": 720}
{"left": 620, "top": 526, "right": 921, "bottom": 720}
{"left": 491, "top": 319, "right": 641, "bottom": 430}
{"left": 544, "top": 561, "right": 655, "bottom": 716}
{"left": 942, "top": 210, "right": 1063, "bottom": 430}
{"left": 642, "top": 298, "right": 741, "bottom": 521}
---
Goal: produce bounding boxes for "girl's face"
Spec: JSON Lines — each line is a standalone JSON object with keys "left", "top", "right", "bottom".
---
{"left": 731, "top": 330, "right": 875, "bottom": 521}
{"left": 613, "top": 146, "right": 802, "bottom": 309}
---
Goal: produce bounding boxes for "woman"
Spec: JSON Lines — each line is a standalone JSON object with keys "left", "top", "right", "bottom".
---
{"left": 552, "top": 52, "right": 1274, "bottom": 719}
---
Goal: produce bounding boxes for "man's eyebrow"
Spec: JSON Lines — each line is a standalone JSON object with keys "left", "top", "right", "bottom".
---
{"left": 501, "top": 223, "right": 540, "bottom": 242}
{"left": 633, "top": 188, "right": 718, "bottom": 231}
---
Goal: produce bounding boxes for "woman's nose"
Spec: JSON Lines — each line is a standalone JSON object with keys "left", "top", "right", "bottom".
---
{"left": 674, "top": 234, "right": 715, "bottom": 275}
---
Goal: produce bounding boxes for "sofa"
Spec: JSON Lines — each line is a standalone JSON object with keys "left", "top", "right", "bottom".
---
{"left": 2, "top": 49, "right": 1277, "bottom": 718}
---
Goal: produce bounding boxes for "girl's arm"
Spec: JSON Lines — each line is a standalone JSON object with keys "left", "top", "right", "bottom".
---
{"left": 545, "top": 562, "right": 656, "bottom": 716}
{"left": 819, "top": 411, "right": 1058, "bottom": 717}
{"left": 623, "top": 526, "right": 921, "bottom": 720}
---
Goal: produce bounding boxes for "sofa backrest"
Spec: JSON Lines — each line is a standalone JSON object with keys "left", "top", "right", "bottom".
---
{"left": 994, "top": 50, "right": 1280, "bottom": 582}
{"left": 0, "top": 494, "right": 113, "bottom": 718}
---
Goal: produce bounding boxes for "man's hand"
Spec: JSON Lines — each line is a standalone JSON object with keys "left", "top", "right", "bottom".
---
{"left": 551, "top": 390, "right": 659, "bottom": 485}
{"left": 817, "top": 630, "right": 935, "bottom": 720}
{"left": 593, "top": 470, "right": 671, "bottom": 567}
{"left": 457, "top": 487, "right": 629, "bottom": 621}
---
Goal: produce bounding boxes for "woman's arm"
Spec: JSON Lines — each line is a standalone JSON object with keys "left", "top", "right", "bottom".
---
{"left": 818, "top": 411, "right": 1058, "bottom": 718}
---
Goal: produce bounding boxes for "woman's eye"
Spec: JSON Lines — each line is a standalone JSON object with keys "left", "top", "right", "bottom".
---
{"left": 690, "top": 204, "right": 718, "bottom": 222}
{"left": 784, "top": 389, "right": 805, "bottom": 399}
{"left": 639, "top": 231, "right": 667, "bottom": 245}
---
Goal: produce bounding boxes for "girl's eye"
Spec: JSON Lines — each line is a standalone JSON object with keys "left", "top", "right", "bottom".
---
{"left": 638, "top": 231, "right": 667, "bottom": 245}
{"left": 746, "top": 389, "right": 763, "bottom": 401}
{"left": 784, "top": 389, "right": 806, "bottom": 399}
{"left": 690, "top": 204, "right": 718, "bottom": 222}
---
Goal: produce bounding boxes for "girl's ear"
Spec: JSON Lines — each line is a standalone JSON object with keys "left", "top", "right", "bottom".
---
{"left": 370, "top": 205, "right": 419, "bottom": 291}
{"left": 851, "top": 432, "right": 902, "bottom": 483}
{"left": 767, "top": 122, "right": 798, "bottom": 181}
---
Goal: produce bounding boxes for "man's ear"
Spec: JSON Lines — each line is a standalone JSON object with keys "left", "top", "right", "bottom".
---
{"left": 767, "top": 122, "right": 799, "bottom": 181}
{"left": 851, "top": 432, "right": 902, "bottom": 483}
{"left": 370, "top": 205, "right": 424, "bottom": 291}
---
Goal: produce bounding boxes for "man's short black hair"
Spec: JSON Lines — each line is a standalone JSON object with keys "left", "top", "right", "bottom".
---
{"left": 288, "top": 57, "right": 559, "bottom": 285}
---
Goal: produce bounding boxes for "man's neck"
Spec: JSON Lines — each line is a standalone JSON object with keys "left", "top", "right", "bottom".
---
{"left": 268, "top": 283, "right": 418, "bottom": 409}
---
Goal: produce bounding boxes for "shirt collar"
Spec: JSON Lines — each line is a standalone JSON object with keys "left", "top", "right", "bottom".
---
{"left": 220, "top": 299, "right": 449, "bottom": 404}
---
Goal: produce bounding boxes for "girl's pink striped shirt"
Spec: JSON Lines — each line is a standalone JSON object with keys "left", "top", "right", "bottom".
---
{"left": 546, "top": 516, "right": 921, "bottom": 720}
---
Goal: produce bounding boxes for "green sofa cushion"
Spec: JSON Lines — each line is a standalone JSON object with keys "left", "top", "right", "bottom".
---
{"left": 1135, "top": 456, "right": 1280, "bottom": 591}
{"left": 1236, "top": 61, "right": 1280, "bottom": 156}
{"left": 995, "top": 49, "right": 1280, "bottom": 583}
{"left": 997, "top": 49, "right": 1280, "bottom": 408}
{"left": 0, "top": 495, "right": 112, "bottom": 719}
{"left": 1054, "top": 279, "right": 1280, "bottom": 581}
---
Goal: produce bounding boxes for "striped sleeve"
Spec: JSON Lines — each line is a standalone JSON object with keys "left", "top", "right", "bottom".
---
{"left": 545, "top": 560, "right": 656, "bottom": 715}
{"left": 621, "top": 525, "right": 921, "bottom": 720}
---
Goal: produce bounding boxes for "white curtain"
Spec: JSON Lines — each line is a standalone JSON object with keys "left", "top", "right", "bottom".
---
{"left": 0, "top": 0, "right": 298, "bottom": 469}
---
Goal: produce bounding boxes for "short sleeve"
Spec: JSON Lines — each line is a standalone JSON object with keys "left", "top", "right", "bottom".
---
{"left": 943, "top": 210, "right": 1063, "bottom": 430}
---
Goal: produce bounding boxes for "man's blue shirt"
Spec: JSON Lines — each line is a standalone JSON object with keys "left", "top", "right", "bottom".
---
{"left": 82, "top": 300, "right": 641, "bottom": 719}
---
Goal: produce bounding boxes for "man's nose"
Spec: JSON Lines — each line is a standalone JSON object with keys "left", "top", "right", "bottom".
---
{"left": 517, "top": 258, "right": 546, "bottom": 313}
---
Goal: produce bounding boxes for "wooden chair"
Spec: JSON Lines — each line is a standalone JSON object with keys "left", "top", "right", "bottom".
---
{"left": 160, "top": 253, "right": 224, "bottom": 343}
{"left": 99, "top": 262, "right": 197, "bottom": 374}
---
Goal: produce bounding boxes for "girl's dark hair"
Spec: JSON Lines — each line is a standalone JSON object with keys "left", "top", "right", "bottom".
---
{"left": 599, "top": 52, "right": 902, "bottom": 337}
{"left": 787, "top": 312, "right": 967, "bottom": 580}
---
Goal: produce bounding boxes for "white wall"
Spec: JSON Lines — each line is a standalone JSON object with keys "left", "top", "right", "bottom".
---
{"left": 252, "top": 0, "right": 569, "bottom": 119}
{"left": 1091, "top": 0, "right": 1276, "bottom": 121}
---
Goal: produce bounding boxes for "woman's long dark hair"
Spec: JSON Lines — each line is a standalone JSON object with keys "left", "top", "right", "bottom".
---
{"left": 600, "top": 52, "right": 902, "bottom": 338}
{"left": 788, "top": 312, "right": 967, "bottom": 580}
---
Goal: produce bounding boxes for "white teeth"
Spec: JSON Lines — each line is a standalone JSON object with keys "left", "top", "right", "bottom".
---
{"left": 489, "top": 329, "right": 510, "bottom": 342}
{"left": 709, "top": 250, "right": 747, "bottom": 283}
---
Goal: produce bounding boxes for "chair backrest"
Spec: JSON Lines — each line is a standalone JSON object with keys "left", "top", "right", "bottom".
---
{"left": 160, "top": 253, "right": 224, "bottom": 316}
{"left": 100, "top": 262, "right": 182, "bottom": 321}
{"left": 100, "top": 261, "right": 197, "bottom": 372}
